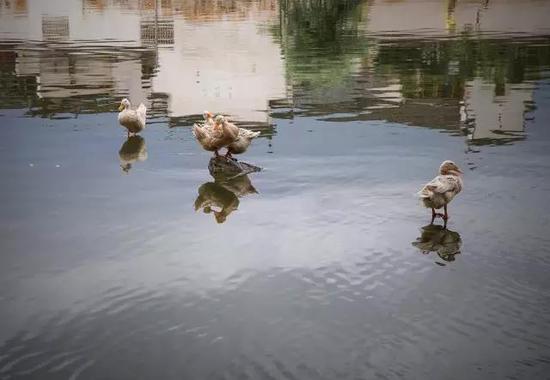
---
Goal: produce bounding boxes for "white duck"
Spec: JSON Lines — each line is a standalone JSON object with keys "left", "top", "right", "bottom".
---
{"left": 118, "top": 98, "right": 146, "bottom": 136}
{"left": 215, "top": 115, "right": 261, "bottom": 158}
{"left": 418, "top": 160, "right": 463, "bottom": 223}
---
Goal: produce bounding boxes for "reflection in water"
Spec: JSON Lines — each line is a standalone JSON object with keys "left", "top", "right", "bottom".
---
{"left": 195, "top": 158, "right": 259, "bottom": 223}
{"left": 273, "top": 0, "right": 550, "bottom": 146}
{"left": 195, "top": 182, "right": 240, "bottom": 224}
{"left": 195, "top": 175, "right": 257, "bottom": 223}
{"left": 463, "top": 79, "right": 535, "bottom": 145}
{"left": 0, "top": 0, "right": 549, "bottom": 146}
{"left": 2, "top": 2, "right": 550, "bottom": 379}
{"left": 412, "top": 224, "right": 462, "bottom": 263}
{"left": 118, "top": 135, "right": 148, "bottom": 173}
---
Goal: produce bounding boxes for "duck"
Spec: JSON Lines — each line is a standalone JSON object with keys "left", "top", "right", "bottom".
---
{"left": 417, "top": 160, "right": 463, "bottom": 225}
{"left": 226, "top": 124, "right": 261, "bottom": 158}
{"left": 118, "top": 135, "right": 147, "bottom": 173}
{"left": 192, "top": 115, "right": 239, "bottom": 157}
{"left": 214, "top": 115, "right": 240, "bottom": 140}
{"left": 118, "top": 98, "right": 146, "bottom": 136}
{"left": 213, "top": 115, "right": 259, "bottom": 158}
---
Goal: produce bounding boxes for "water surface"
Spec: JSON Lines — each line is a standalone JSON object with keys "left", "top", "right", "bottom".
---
{"left": 1, "top": 0, "right": 550, "bottom": 379}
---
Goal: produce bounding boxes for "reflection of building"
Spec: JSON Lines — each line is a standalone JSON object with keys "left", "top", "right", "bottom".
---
{"left": 171, "top": 0, "right": 277, "bottom": 21}
{"left": 463, "top": 79, "right": 534, "bottom": 144}
{"left": 141, "top": 17, "right": 175, "bottom": 45}
{"left": 0, "top": 0, "right": 167, "bottom": 115}
{"left": 276, "top": 0, "right": 548, "bottom": 140}
{"left": 363, "top": 0, "right": 550, "bottom": 36}
{"left": 364, "top": 0, "right": 450, "bottom": 35}
{"left": 0, "top": 0, "right": 547, "bottom": 141}
{"left": 0, "top": 0, "right": 282, "bottom": 128}
{"left": 41, "top": 16, "right": 69, "bottom": 41}
{"left": 10, "top": 46, "right": 156, "bottom": 107}
{"left": 151, "top": 4, "right": 286, "bottom": 125}
{"left": 454, "top": 0, "right": 550, "bottom": 34}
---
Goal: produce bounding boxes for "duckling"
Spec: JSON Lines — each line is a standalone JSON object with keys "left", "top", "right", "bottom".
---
{"left": 418, "top": 160, "right": 463, "bottom": 224}
{"left": 118, "top": 98, "right": 146, "bottom": 136}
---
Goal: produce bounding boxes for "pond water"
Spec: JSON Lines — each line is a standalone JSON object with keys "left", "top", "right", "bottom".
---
{"left": 1, "top": 0, "right": 550, "bottom": 379}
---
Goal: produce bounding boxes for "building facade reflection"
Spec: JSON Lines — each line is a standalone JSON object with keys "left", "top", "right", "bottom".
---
{"left": 0, "top": 0, "right": 549, "bottom": 146}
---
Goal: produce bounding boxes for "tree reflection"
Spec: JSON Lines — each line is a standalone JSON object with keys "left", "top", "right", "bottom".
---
{"left": 274, "top": 0, "right": 368, "bottom": 103}
{"left": 272, "top": 0, "right": 550, "bottom": 145}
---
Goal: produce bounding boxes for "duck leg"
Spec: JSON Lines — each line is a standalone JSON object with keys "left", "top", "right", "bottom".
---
{"left": 432, "top": 208, "right": 445, "bottom": 219}
{"left": 443, "top": 205, "right": 449, "bottom": 221}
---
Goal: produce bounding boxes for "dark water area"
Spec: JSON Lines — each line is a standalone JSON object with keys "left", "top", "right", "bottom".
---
{"left": 1, "top": 0, "right": 550, "bottom": 379}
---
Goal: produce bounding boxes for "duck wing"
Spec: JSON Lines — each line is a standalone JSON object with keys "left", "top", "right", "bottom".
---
{"left": 418, "top": 175, "right": 461, "bottom": 198}
{"left": 192, "top": 123, "right": 207, "bottom": 139}
{"left": 137, "top": 103, "right": 147, "bottom": 126}
{"left": 118, "top": 110, "right": 140, "bottom": 126}
{"left": 238, "top": 128, "right": 261, "bottom": 139}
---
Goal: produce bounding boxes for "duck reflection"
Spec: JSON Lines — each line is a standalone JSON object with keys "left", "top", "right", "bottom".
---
{"left": 118, "top": 135, "right": 148, "bottom": 173}
{"left": 194, "top": 165, "right": 258, "bottom": 224}
{"left": 412, "top": 224, "right": 462, "bottom": 263}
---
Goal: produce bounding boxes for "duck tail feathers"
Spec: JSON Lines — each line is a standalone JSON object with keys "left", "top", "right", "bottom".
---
{"left": 417, "top": 187, "right": 432, "bottom": 198}
{"left": 137, "top": 103, "right": 147, "bottom": 124}
{"left": 137, "top": 103, "right": 146, "bottom": 115}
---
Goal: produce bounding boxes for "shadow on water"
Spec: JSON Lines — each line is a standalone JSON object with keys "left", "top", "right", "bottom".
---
{"left": 194, "top": 157, "right": 260, "bottom": 223}
{"left": 412, "top": 224, "right": 462, "bottom": 264}
{"left": 118, "top": 135, "right": 148, "bottom": 174}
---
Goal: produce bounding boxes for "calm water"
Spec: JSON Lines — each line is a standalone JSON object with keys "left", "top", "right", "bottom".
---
{"left": 1, "top": 0, "right": 550, "bottom": 378}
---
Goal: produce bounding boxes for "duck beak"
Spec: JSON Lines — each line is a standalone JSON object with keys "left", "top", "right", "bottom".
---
{"left": 118, "top": 104, "right": 124, "bottom": 111}
{"left": 456, "top": 168, "right": 463, "bottom": 174}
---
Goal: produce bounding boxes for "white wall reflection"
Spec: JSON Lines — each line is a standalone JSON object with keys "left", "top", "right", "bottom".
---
{"left": 0, "top": 0, "right": 548, "bottom": 143}
{"left": 152, "top": 10, "right": 286, "bottom": 122}
{"left": 463, "top": 79, "right": 534, "bottom": 143}
{"left": 363, "top": 0, "right": 550, "bottom": 36}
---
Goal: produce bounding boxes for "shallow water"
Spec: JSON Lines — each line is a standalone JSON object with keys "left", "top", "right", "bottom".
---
{"left": 1, "top": 0, "right": 550, "bottom": 379}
